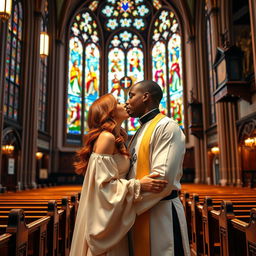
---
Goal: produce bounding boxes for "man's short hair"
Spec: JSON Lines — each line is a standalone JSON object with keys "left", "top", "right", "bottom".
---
{"left": 135, "top": 80, "right": 163, "bottom": 104}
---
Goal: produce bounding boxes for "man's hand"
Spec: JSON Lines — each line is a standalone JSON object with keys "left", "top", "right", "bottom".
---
{"left": 139, "top": 172, "right": 168, "bottom": 193}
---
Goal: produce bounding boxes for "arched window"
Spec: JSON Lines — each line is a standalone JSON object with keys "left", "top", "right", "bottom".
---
{"left": 66, "top": 9, "right": 100, "bottom": 140}
{"left": 108, "top": 30, "right": 144, "bottom": 134}
{"left": 65, "top": 1, "right": 186, "bottom": 140}
{"left": 101, "top": 0, "right": 151, "bottom": 135}
{"left": 4, "top": 0, "right": 23, "bottom": 122}
{"left": 38, "top": 0, "right": 49, "bottom": 132}
{"left": 152, "top": 9, "right": 184, "bottom": 128}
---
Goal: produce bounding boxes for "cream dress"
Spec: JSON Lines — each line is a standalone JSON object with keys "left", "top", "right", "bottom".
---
{"left": 69, "top": 152, "right": 141, "bottom": 256}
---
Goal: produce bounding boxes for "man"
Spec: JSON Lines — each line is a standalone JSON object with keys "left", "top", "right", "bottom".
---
{"left": 126, "top": 80, "right": 190, "bottom": 256}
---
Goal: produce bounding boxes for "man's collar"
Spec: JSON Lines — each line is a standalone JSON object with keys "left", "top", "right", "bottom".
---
{"left": 139, "top": 108, "right": 160, "bottom": 125}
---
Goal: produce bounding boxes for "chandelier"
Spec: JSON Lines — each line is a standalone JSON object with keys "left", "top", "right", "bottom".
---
{"left": 0, "top": 0, "right": 12, "bottom": 22}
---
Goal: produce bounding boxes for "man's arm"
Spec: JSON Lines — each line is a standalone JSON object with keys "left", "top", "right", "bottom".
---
{"left": 135, "top": 119, "right": 185, "bottom": 215}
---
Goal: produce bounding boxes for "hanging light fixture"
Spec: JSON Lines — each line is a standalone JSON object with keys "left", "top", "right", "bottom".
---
{"left": 2, "top": 144, "right": 14, "bottom": 155}
{"left": 36, "top": 152, "right": 44, "bottom": 160}
{"left": 40, "top": 32, "right": 49, "bottom": 58}
{"left": 0, "top": 0, "right": 12, "bottom": 22}
{"left": 244, "top": 137, "right": 256, "bottom": 148}
{"left": 211, "top": 146, "right": 220, "bottom": 155}
{"left": 36, "top": 152, "right": 43, "bottom": 160}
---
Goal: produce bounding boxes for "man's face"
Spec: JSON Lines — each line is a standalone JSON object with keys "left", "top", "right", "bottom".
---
{"left": 126, "top": 84, "right": 146, "bottom": 118}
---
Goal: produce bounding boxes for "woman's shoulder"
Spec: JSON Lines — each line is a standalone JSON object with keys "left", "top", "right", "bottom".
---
{"left": 98, "top": 131, "right": 115, "bottom": 141}
{"left": 94, "top": 131, "right": 115, "bottom": 155}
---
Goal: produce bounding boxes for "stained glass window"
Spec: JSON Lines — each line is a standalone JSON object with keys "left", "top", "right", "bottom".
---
{"left": 67, "top": 10, "right": 100, "bottom": 137}
{"left": 38, "top": 0, "right": 49, "bottom": 132}
{"left": 152, "top": 0, "right": 162, "bottom": 10}
{"left": 101, "top": 0, "right": 150, "bottom": 31}
{"left": 4, "top": 0, "right": 23, "bottom": 121}
{"left": 66, "top": 1, "right": 185, "bottom": 141}
{"left": 152, "top": 10, "right": 184, "bottom": 128}
{"left": 108, "top": 30, "right": 144, "bottom": 135}
{"left": 89, "top": 1, "right": 99, "bottom": 11}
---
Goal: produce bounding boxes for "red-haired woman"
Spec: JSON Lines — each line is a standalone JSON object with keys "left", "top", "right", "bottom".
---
{"left": 70, "top": 94, "right": 167, "bottom": 256}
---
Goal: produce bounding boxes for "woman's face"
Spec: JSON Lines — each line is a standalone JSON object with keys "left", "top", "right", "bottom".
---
{"left": 113, "top": 102, "right": 129, "bottom": 122}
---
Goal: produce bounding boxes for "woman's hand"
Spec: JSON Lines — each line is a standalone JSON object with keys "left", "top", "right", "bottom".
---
{"left": 139, "top": 172, "right": 168, "bottom": 193}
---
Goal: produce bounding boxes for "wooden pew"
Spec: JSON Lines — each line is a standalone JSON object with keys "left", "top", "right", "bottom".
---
{"left": 246, "top": 208, "right": 256, "bottom": 255}
{"left": 192, "top": 196, "right": 256, "bottom": 255}
{"left": 0, "top": 208, "right": 50, "bottom": 256}
{"left": 0, "top": 200, "right": 69, "bottom": 256}
{"left": 217, "top": 201, "right": 256, "bottom": 256}
{"left": 180, "top": 185, "right": 256, "bottom": 256}
{"left": 0, "top": 188, "right": 80, "bottom": 256}
{"left": 0, "top": 193, "right": 79, "bottom": 248}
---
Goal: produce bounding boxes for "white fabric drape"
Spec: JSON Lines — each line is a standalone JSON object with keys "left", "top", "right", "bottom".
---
{"left": 70, "top": 153, "right": 140, "bottom": 256}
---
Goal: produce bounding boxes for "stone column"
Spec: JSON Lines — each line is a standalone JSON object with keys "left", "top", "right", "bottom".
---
{"left": 20, "top": 11, "right": 41, "bottom": 188}
{"left": 50, "top": 39, "right": 63, "bottom": 174}
{"left": 0, "top": 21, "right": 8, "bottom": 186}
{"left": 216, "top": 102, "right": 241, "bottom": 186}
{"left": 185, "top": 31, "right": 206, "bottom": 183}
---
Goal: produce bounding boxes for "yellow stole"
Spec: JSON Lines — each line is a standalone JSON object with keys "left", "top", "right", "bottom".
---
{"left": 133, "top": 113, "right": 165, "bottom": 256}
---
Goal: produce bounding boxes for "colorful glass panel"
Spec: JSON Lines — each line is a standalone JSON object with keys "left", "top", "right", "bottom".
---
{"left": 89, "top": 1, "right": 99, "bottom": 11}
{"left": 152, "top": 9, "right": 184, "bottom": 128}
{"left": 152, "top": 0, "right": 162, "bottom": 9}
{"left": 67, "top": 38, "right": 83, "bottom": 134}
{"left": 152, "top": 11, "right": 178, "bottom": 42}
{"left": 127, "top": 48, "right": 144, "bottom": 84}
{"left": 108, "top": 48, "right": 125, "bottom": 99}
{"left": 101, "top": 0, "right": 150, "bottom": 31}
{"left": 108, "top": 30, "right": 144, "bottom": 135}
{"left": 67, "top": 10, "right": 100, "bottom": 137}
{"left": 152, "top": 41, "right": 167, "bottom": 114}
{"left": 4, "top": 0, "right": 23, "bottom": 121}
{"left": 84, "top": 43, "right": 100, "bottom": 133}
{"left": 168, "top": 34, "right": 183, "bottom": 128}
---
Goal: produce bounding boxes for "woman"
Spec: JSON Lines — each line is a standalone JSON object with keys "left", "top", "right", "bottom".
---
{"left": 70, "top": 94, "right": 167, "bottom": 256}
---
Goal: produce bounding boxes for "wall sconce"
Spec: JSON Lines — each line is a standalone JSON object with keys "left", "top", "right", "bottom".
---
{"left": 2, "top": 144, "right": 14, "bottom": 155}
{"left": 244, "top": 137, "right": 256, "bottom": 148}
{"left": 211, "top": 146, "right": 220, "bottom": 155}
{"left": 40, "top": 32, "right": 49, "bottom": 58}
{"left": 36, "top": 152, "right": 43, "bottom": 160}
{"left": 0, "top": 0, "right": 12, "bottom": 22}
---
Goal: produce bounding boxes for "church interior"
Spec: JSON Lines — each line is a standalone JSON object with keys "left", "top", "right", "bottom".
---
{"left": 0, "top": 0, "right": 256, "bottom": 255}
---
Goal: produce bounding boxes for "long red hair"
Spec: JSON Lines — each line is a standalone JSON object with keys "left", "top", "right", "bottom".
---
{"left": 74, "top": 94, "right": 129, "bottom": 175}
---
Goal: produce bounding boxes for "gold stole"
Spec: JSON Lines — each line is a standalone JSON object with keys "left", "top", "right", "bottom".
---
{"left": 133, "top": 113, "right": 165, "bottom": 256}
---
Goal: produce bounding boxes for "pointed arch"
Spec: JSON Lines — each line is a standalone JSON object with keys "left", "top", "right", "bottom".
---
{"left": 151, "top": 7, "right": 184, "bottom": 128}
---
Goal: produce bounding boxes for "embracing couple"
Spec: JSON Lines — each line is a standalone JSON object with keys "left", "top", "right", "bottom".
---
{"left": 69, "top": 80, "right": 190, "bottom": 256}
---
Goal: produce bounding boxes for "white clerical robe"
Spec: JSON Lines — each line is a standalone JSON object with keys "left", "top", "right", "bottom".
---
{"left": 129, "top": 116, "right": 191, "bottom": 256}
